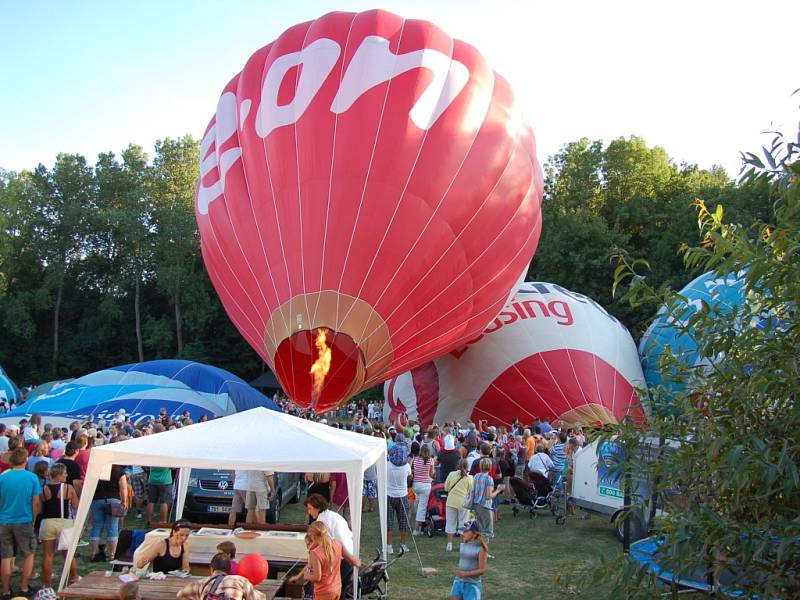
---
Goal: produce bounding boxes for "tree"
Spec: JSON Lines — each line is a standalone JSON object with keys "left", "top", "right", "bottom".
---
{"left": 31, "top": 155, "right": 96, "bottom": 376}
{"left": 150, "top": 136, "right": 200, "bottom": 356}
{"left": 583, "top": 122, "right": 800, "bottom": 598}
{"left": 533, "top": 136, "right": 741, "bottom": 334}
{"left": 95, "top": 146, "right": 152, "bottom": 363}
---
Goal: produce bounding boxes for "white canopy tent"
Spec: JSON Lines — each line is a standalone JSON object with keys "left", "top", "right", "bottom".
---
{"left": 59, "top": 407, "right": 388, "bottom": 598}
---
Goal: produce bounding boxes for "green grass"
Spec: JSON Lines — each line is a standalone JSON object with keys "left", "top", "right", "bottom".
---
{"left": 289, "top": 501, "right": 618, "bottom": 599}
{"left": 25, "top": 503, "right": 678, "bottom": 599}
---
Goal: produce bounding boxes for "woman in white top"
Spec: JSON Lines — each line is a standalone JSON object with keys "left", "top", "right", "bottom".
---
{"left": 23, "top": 413, "right": 42, "bottom": 445}
{"left": 386, "top": 437, "right": 412, "bottom": 555}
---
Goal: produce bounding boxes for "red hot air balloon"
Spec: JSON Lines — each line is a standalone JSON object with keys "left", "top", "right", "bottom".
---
{"left": 384, "top": 282, "right": 646, "bottom": 427}
{"left": 196, "top": 10, "right": 544, "bottom": 412}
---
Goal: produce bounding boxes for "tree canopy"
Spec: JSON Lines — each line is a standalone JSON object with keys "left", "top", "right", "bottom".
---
{"left": 0, "top": 133, "right": 774, "bottom": 389}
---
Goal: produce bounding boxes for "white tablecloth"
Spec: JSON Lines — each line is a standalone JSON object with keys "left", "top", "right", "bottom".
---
{"left": 137, "top": 528, "right": 307, "bottom": 566}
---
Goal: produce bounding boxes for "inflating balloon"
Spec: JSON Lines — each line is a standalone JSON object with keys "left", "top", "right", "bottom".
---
{"left": 195, "top": 9, "right": 543, "bottom": 412}
{"left": 384, "top": 282, "right": 645, "bottom": 427}
{"left": 0, "top": 365, "right": 19, "bottom": 404}
{"left": 0, "top": 360, "right": 279, "bottom": 428}
{"left": 639, "top": 270, "right": 747, "bottom": 395}
{"left": 237, "top": 553, "right": 268, "bottom": 585}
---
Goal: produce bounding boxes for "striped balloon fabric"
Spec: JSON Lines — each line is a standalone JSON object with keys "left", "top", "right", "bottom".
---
{"left": 0, "top": 360, "right": 279, "bottom": 427}
{"left": 639, "top": 270, "right": 748, "bottom": 397}
{"left": 195, "top": 9, "right": 543, "bottom": 412}
{"left": 383, "top": 282, "right": 646, "bottom": 428}
{"left": 0, "top": 365, "right": 19, "bottom": 404}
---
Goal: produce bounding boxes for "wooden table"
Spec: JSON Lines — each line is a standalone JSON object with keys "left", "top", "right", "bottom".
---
{"left": 61, "top": 571, "right": 283, "bottom": 600}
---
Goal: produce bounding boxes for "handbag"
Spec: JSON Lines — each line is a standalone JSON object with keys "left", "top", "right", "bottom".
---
{"left": 56, "top": 484, "right": 73, "bottom": 552}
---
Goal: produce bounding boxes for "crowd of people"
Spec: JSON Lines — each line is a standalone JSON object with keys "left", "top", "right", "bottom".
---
{"left": 0, "top": 395, "right": 590, "bottom": 600}
{"left": 282, "top": 407, "right": 589, "bottom": 600}
{"left": 0, "top": 407, "right": 219, "bottom": 599}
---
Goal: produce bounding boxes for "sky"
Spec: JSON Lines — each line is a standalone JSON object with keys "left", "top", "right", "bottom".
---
{"left": 1, "top": 0, "right": 798, "bottom": 178}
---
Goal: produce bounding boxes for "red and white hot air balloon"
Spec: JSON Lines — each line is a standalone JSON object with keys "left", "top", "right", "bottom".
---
{"left": 384, "top": 282, "right": 646, "bottom": 427}
{"left": 195, "top": 10, "right": 543, "bottom": 412}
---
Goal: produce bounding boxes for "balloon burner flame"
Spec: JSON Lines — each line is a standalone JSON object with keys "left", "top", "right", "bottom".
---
{"left": 309, "top": 328, "right": 332, "bottom": 397}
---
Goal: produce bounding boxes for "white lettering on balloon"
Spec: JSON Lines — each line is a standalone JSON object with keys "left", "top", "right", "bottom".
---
{"left": 197, "top": 92, "right": 242, "bottom": 215}
{"left": 198, "top": 36, "right": 471, "bottom": 214}
{"left": 255, "top": 38, "right": 342, "bottom": 139}
{"left": 330, "top": 36, "right": 469, "bottom": 130}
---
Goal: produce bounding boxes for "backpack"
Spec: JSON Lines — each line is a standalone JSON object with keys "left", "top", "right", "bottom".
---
{"left": 203, "top": 575, "right": 236, "bottom": 600}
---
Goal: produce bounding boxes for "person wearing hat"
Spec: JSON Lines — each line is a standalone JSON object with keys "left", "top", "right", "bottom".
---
{"left": 450, "top": 520, "right": 489, "bottom": 600}
{"left": 385, "top": 435, "right": 411, "bottom": 555}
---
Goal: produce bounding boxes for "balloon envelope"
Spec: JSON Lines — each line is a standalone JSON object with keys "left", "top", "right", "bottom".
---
{"left": 639, "top": 270, "right": 747, "bottom": 395}
{"left": 0, "top": 366, "right": 19, "bottom": 404}
{"left": 195, "top": 9, "right": 543, "bottom": 412}
{"left": 0, "top": 360, "right": 279, "bottom": 427}
{"left": 384, "top": 282, "right": 645, "bottom": 427}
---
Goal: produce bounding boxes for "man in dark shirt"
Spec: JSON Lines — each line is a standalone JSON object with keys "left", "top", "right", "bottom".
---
{"left": 468, "top": 443, "right": 498, "bottom": 479}
{"left": 56, "top": 442, "right": 83, "bottom": 497}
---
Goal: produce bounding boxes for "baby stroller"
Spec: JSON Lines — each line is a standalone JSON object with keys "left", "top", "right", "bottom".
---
{"left": 423, "top": 483, "right": 448, "bottom": 537}
{"left": 343, "top": 548, "right": 405, "bottom": 599}
{"left": 509, "top": 475, "right": 549, "bottom": 519}
{"left": 547, "top": 472, "right": 567, "bottom": 525}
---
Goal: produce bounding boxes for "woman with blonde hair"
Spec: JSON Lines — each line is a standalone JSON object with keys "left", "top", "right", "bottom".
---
{"left": 40, "top": 462, "right": 80, "bottom": 587}
{"left": 288, "top": 521, "right": 361, "bottom": 600}
{"left": 450, "top": 520, "right": 489, "bottom": 600}
{"left": 443, "top": 458, "right": 472, "bottom": 552}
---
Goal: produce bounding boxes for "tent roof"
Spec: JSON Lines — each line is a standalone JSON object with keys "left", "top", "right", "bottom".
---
{"left": 249, "top": 371, "right": 280, "bottom": 389}
{"left": 88, "top": 407, "right": 385, "bottom": 473}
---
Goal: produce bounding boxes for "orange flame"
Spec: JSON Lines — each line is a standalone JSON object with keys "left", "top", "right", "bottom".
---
{"left": 309, "top": 328, "right": 332, "bottom": 397}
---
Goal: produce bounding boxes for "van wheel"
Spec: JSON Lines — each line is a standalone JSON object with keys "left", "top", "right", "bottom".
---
{"left": 614, "top": 510, "right": 646, "bottom": 542}
{"left": 266, "top": 491, "right": 282, "bottom": 524}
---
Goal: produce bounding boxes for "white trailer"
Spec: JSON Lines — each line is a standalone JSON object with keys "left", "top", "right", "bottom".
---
{"left": 570, "top": 439, "right": 651, "bottom": 540}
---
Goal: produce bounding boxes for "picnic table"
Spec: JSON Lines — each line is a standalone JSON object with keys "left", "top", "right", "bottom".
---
{"left": 60, "top": 571, "right": 284, "bottom": 600}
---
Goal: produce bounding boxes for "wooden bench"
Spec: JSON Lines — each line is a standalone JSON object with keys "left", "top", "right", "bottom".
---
{"left": 61, "top": 571, "right": 284, "bottom": 600}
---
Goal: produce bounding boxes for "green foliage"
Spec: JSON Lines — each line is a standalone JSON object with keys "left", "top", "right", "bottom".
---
{"left": 0, "top": 141, "right": 263, "bottom": 386}
{"left": 0, "top": 129, "right": 787, "bottom": 405}
{"left": 588, "top": 123, "right": 800, "bottom": 598}
{"left": 529, "top": 135, "right": 755, "bottom": 334}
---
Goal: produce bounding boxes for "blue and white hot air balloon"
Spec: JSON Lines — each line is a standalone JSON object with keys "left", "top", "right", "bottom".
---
{"left": 0, "top": 360, "right": 279, "bottom": 427}
{"left": 0, "top": 366, "right": 20, "bottom": 404}
{"left": 639, "top": 271, "right": 748, "bottom": 396}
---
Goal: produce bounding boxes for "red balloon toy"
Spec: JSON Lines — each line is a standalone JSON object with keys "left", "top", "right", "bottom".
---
{"left": 196, "top": 9, "right": 544, "bottom": 412}
{"left": 236, "top": 553, "right": 268, "bottom": 585}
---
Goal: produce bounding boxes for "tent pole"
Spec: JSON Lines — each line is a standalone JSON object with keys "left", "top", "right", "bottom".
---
{"left": 58, "top": 461, "right": 102, "bottom": 592}
{"left": 348, "top": 461, "right": 364, "bottom": 600}
{"left": 175, "top": 467, "right": 191, "bottom": 519}
{"left": 376, "top": 447, "right": 388, "bottom": 557}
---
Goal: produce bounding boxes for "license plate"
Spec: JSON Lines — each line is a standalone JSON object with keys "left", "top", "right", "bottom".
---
{"left": 208, "top": 505, "right": 230, "bottom": 513}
